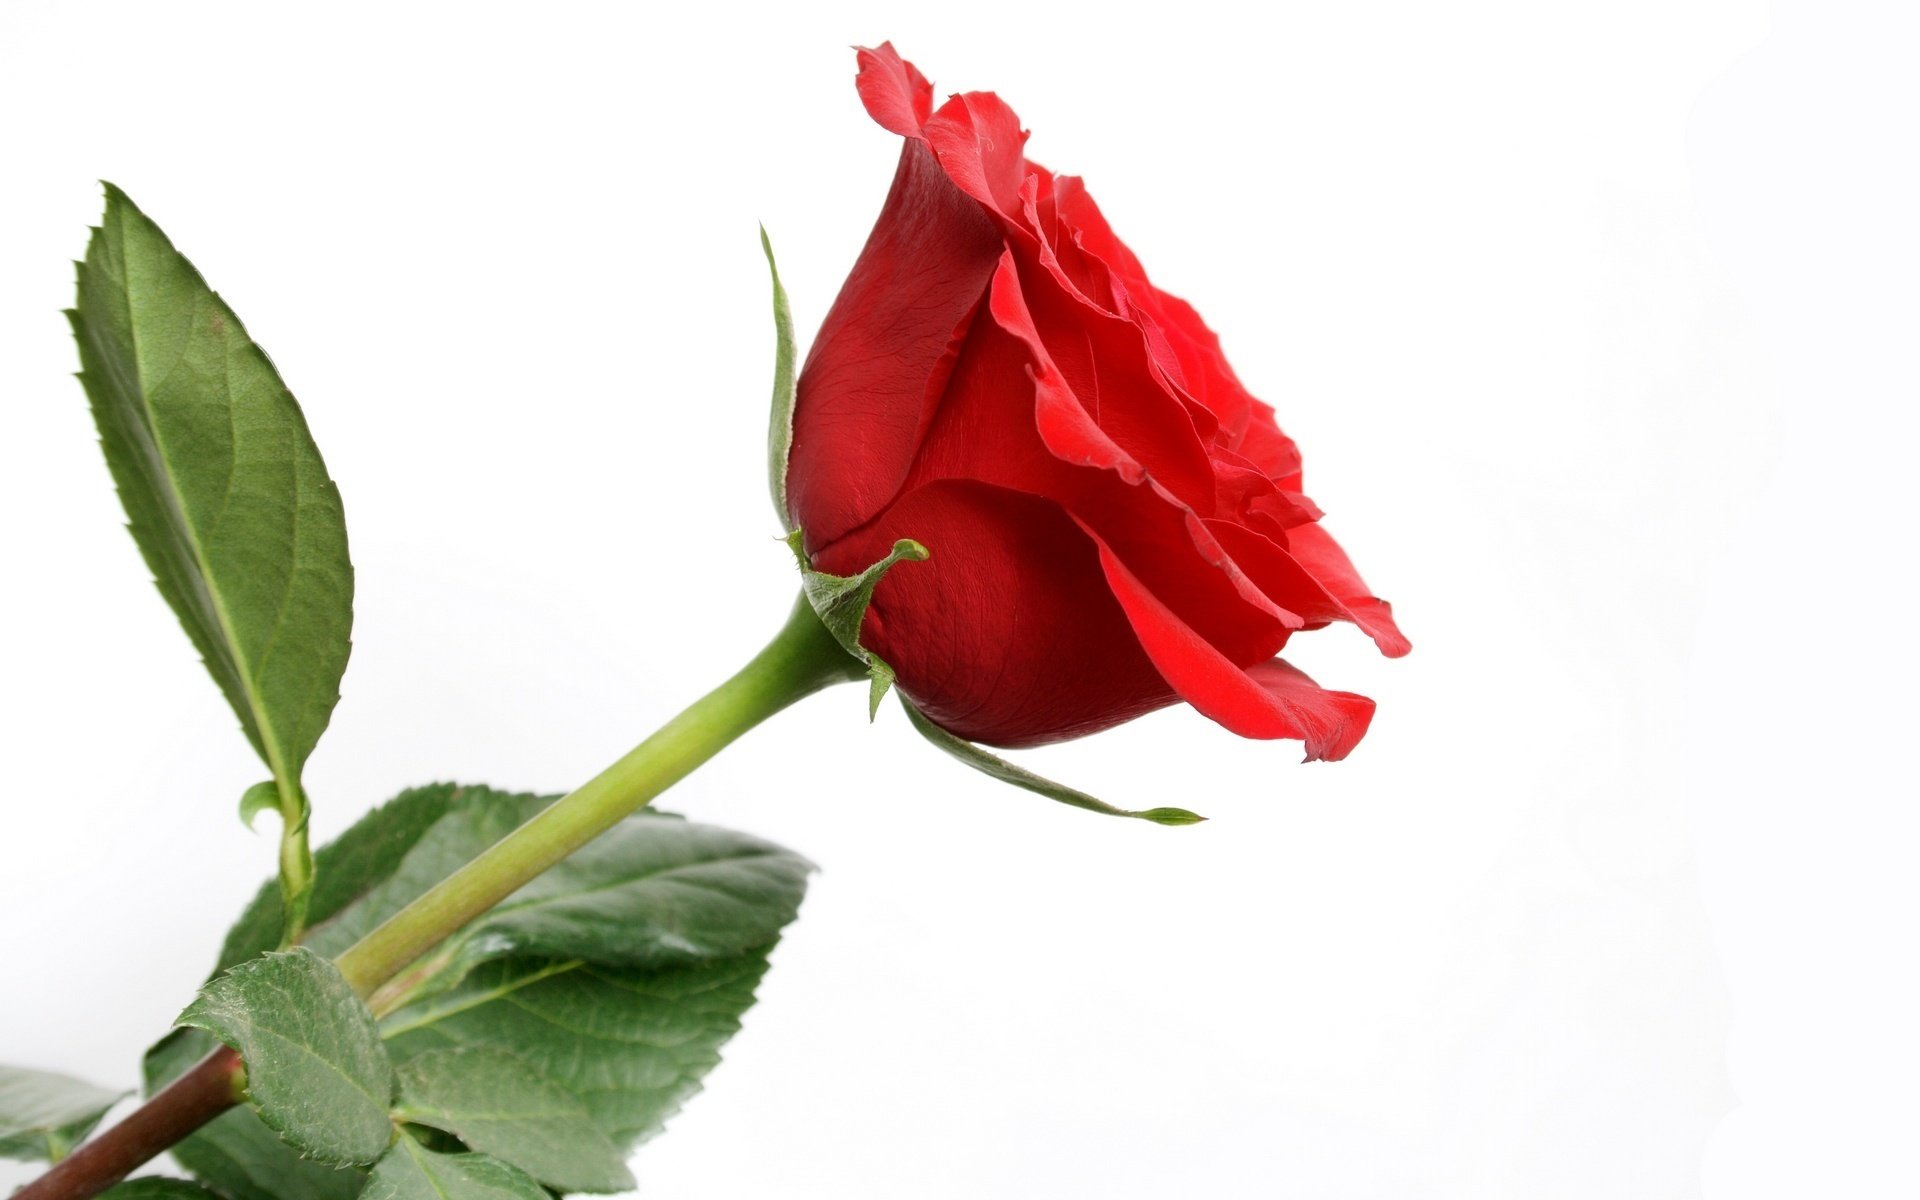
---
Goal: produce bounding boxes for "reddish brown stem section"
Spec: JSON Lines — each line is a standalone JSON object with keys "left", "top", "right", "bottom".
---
{"left": 13, "top": 1048, "right": 243, "bottom": 1200}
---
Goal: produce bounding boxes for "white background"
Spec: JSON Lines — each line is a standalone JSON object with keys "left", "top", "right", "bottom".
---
{"left": 0, "top": 1, "right": 1912, "bottom": 1196}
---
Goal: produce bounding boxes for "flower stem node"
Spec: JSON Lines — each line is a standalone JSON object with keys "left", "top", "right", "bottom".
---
{"left": 786, "top": 529, "right": 930, "bottom": 718}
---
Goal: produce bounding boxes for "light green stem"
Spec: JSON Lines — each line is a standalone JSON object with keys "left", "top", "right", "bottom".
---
{"left": 275, "top": 790, "right": 313, "bottom": 947}
{"left": 333, "top": 594, "right": 861, "bottom": 998}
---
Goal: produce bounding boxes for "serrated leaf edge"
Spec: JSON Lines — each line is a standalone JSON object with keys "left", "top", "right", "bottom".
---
{"left": 175, "top": 948, "right": 396, "bottom": 1167}
{"left": 70, "top": 184, "right": 350, "bottom": 834}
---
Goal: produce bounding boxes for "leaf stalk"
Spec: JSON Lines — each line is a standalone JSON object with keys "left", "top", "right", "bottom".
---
{"left": 275, "top": 785, "right": 314, "bottom": 947}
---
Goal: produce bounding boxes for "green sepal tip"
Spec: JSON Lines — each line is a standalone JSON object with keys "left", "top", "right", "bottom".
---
{"left": 762, "top": 227, "right": 798, "bottom": 526}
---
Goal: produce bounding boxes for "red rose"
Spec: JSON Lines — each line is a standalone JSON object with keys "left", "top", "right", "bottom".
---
{"left": 786, "top": 44, "right": 1408, "bottom": 760}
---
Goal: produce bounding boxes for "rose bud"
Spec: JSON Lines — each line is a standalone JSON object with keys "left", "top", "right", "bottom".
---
{"left": 779, "top": 43, "right": 1407, "bottom": 767}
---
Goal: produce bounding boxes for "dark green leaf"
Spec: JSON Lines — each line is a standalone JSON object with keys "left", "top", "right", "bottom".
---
{"left": 0, "top": 1064, "right": 126, "bottom": 1161}
{"left": 381, "top": 951, "right": 777, "bottom": 1150}
{"left": 762, "top": 227, "right": 797, "bottom": 525}
{"left": 178, "top": 786, "right": 809, "bottom": 1158}
{"left": 394, "top": 1047, "right": 632, "bottom": 1192}
{"left": 362, "top": 1134, "right": 546, "bottom": 1200}
{"left": 337, "top": 790, "right": 804, "bottom": 1148}
{"left": 70, "top": 184, "right": 352, "bottom": 796}
{"left": 294, "top": 787, "right": 550, "bottom": 966}
{"left": 144, "top": 1031, "right": 365, "bottom": 1200}
{"left": 434, "top": 810, "right": 810, "bottom": 976}
{"left": 901, "top": 698, "right": 1206, "bottom": 825}
{"left": 290, "top": 789, "right": 809, "bottom": 996}
{"left": 176, "top": 949, "right": 394, "bottom": 1166}
{"left": 99, "top": 1179, "right": 226, "bottom": 1199}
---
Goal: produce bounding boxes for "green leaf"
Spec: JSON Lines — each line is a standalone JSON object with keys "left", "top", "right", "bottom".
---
{"left": 762, "top": 226, "right": 798, "bottom": 525}
{"left": 431, "top": 809, "right": 811, "bottom": 976}
{"left": 70, "top": 184, "right": 353, "bottom": 800}
{"left": 171, "top": 784, "right": 810, "bottom": 1163}
{"left": 279, "top": 789, "right": 810, "bottom": 997}
{"left": 143, "top": 1031, "right": 365, "bottom": 1200}
{"left": 0, "top": 1064, "right": 126, "bottom": 1162}
{"left": 348, "top": 789, "right": 805, "bottom": 1148}
{"left": 381, "top": 950, "right": 778, "bottom": 1150}
{"left": 285, "top": 787, "right": 551, "bottom": 966}
{"left": 787, "top": 530, "right": 929, "bottom": 714}
{"left": 901, "top": 698, "right": 1207, "bottom": 826}
{"left": 394, "top": 1047, "right": 633, "bottom": 1192}
{"left": 99, "top": 1179, "right": 226, "bottom": 1199}
{"left": 362, "top": 1134, "right": 547, "bottom": 1200}
{"left": 176, "top": 949, "right": 394, "bottom": 1167}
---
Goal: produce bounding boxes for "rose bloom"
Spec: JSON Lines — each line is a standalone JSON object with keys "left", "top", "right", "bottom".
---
{"left": 787, "top": 44, "right": 1408, "bottom": 759}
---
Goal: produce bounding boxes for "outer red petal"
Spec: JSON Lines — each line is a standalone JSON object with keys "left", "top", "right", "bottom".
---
{"left": 1237, "top": 409, "right": 1306, "bottom": 486}
{"left": 787, "top": 140, "right": 1003, "bottom": 549}
{"left": 811, "top": 479, "right": 1176, "bottom": 748}
{"left": 854, "top": 42, "right": 934, "bottom": 136}
{"left": 1206, "top": 519, "right": 1410, "bottom": 657}
{"left": 1082, "top": 521, "right": 1376, "bottom": 761}
{"left": 921, "top": 91, "right": 1032, "bottom": 223}
{"left": 1001, "top": 257, "right": 1219, "bottom": 517}
{"left": 1053, "top": 180, "right": 1238, "bottom": 414}
{"left": 900, "top": 262, "right": 1301, "bottom": 666}
{"left": 1283, "top": 522, "right": 1412, "bottom": 657}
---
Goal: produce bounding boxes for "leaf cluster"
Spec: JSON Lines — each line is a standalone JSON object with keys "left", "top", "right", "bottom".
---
{"left": 3, "top": 190, "right": 810, "bottom": 1200}
{"left": 141, "top": 785, "right": 810, "bottom": 1199}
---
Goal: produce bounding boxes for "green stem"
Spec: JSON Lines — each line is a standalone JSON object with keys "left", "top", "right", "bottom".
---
{"left": 275, "top": 786, "right": 313, "bottom": 947}
{"left": 332, "top": 593, "right": 861, "bottom": 997}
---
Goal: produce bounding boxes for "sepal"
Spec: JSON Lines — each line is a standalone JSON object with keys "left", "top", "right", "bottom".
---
{"left": 787, "top": 530, "right": 929, "bottom": 716}
{"left": 901, "top": 698, "right": 1206, "bottom": 826}
{"left": 762, "top": 227, "right": 798, "bottom": 525}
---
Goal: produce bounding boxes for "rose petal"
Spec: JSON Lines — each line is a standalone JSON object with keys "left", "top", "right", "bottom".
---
{"left": 810, "top": 479, "right": 1176, "bottom": 748}
{"left": 1212, "top": 446, "right": 1323, "bottom": 529}
{"left": 1237, "top": 401, "right": 1305, "bottom": 485}
{"left": 788, "top": 140, "right": 1004, "bottom": 549}
{"left": 921, "top": 90, "right": 1032, "bottom": 223}
{"left": 1081, "top": 522, "right": 1377, "bottom": 760}
{"left": 1283, "top": 522, "right": 1412, "bottom": 657}
{"left": 1006, "top": 254, "right": 1221, "bottom": 511}
{"left": 1206, "top": 519, "right": 1410, "bottom": 657}
{"left": 1055, "top": 176, "right": 1276, "bottom": 441}
{"left": 898, "top": 264, "right": 1303, "bottom": 665}
{"left": 854, "top": 42, "right": 934, "bottom": 136}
